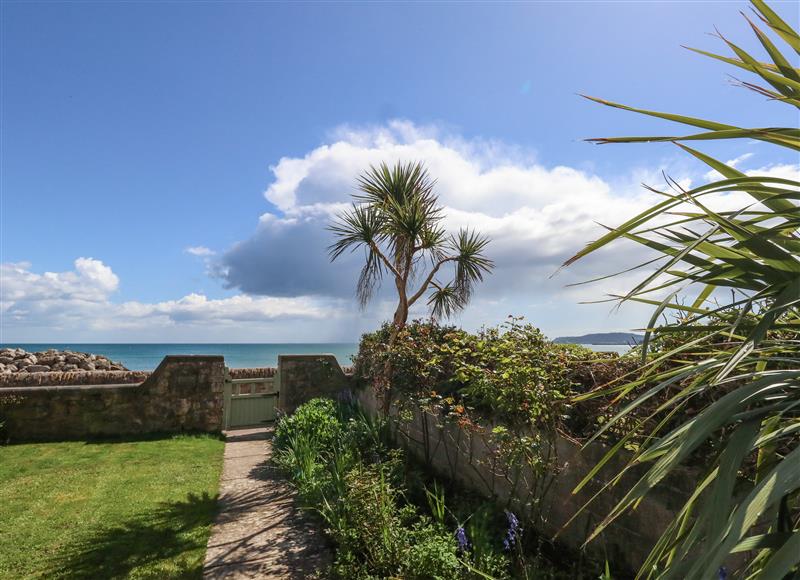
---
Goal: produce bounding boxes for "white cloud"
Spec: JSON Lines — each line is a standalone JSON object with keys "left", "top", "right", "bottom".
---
{"left": 1, "top": 257, "right": 119, "bottom": 309}
{"left": 703, "top": 152, "right": 799, "bottom": 183}
{"left": 217, "top": 120, "right": 799, "bottom": 338}
{"left": 1, "top": 259, "right": 343, "bottom": 340}
{"left": 185, "top": 246, "right": 216, "bottom": 257}
{"left": 746, "top": 163, "right": 800, "bottom": 182}
{"left": 222, "top": 120, "right": 666, "bottom": 302}
{"left": 8, "top": 121, "right": 796, "bottom": 342}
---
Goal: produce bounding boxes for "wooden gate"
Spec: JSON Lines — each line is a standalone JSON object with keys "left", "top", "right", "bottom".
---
{"left": 223, "top": 371, "right": 279, "bottom": 430}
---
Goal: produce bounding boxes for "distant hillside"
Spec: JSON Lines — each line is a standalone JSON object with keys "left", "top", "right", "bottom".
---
{"left": 554, "top": 332, "right": 644, "bottom": 345}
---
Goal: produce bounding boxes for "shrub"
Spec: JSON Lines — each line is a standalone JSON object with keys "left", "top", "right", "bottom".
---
{"left": 275, "top": 399, "right": 462, "bottom": 578}
{"left": 275, "top": 399, "right": 610, "bottom": 579}
{"left": 274, "top": 397, "right": 343, "bottom": 453}
{"left": 354, "top": 317, "right": 628, "bottom": 434}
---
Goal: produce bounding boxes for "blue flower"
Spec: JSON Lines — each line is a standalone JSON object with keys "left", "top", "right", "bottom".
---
{"left": 503, "top": 511, "right": 521, "bottom": 551}
{"left": 336, "top": 389, "right": 356, "bottom": 405}
{"left": 718, "top": 566, "right": 728, "bottom": 580}
{"left": 455, "top": 526, "right": 470, "bottom": 553}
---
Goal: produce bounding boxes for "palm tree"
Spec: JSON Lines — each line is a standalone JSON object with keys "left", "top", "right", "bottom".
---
{"left": 329, "top": 161, "right": 493, "bottom": 331}
{"left": 567, "top": 1, "right": 800, "bottom": 577}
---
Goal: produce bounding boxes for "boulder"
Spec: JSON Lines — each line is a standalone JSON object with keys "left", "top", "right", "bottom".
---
{"left": 0, "top": 348, "right": 129, "bottom": 374}
{"left": 26, "top": 365, "right": 50, "bottom": 373}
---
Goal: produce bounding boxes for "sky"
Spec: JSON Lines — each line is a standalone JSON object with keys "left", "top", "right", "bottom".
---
{"left": 2, "top": 0, "right": 798, "bottom": 343}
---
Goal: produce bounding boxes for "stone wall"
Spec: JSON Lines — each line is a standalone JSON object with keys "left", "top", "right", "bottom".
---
{"left": 0, "top": 353, "right": 353, "bottom": 441}
{"left": 0, "top": 365, "right": 280, "bottom": 388}
{"left": 0, "top": 350, "right": 698, "bottom": 572}
{"left": 1, "top": 356, "right": 225, "bottom": 441}
{"left": 0, "top": 370, "right": 150, "bottom": 388}
{"left": 356, "top": 386, "right": 693, "bottom": 573}
{"left": 229, "top": 367, "right": 277, "bottom": 379}
{"left": 276, "top": 354, "right": 353, "bottom": 414}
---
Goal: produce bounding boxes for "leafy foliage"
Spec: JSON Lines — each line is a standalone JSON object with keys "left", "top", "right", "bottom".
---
{"left": 274, "top": 398, "right": 604, "bottom": 579}
{"left": 354, "top": 317, "right": 626, "bottom": 434}
{"left": 274, "top": 397, "right": 344, "bottom": 452}
{"left": 329, "top": 161, "right": 493, "bottom": 327}
{"left": 275, "top": 398, "right": 461, "bottom": 579}
{"left": 567, "top": 1, "right": 800, "bottom": 577}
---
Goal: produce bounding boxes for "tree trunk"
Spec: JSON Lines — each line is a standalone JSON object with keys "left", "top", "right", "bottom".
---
{"left": 381, "top": 274, "right": 408, "bottom": 415}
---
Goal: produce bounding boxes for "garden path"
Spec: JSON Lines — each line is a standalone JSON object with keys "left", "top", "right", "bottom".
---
{"left": 202, "top": 427, "right": 331, "bottom": 579}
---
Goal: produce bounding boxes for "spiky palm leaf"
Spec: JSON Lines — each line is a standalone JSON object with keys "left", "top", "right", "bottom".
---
{"left": 329, "top": 161, "right": 493, "bottom": 324}
{"left": 567, "top": 1, "right": 800, "bottom": 577}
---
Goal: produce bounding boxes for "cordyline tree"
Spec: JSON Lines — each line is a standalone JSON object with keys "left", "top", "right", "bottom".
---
{"left": 567, "top": 1, "right": 800, "bottom": 577}
{"left": 328, "top": 161, "right": 493, "bottom": 336}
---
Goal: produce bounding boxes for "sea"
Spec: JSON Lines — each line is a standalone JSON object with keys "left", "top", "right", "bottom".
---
{"left": 1, "top": 342, "right": 632, "bottom": 371}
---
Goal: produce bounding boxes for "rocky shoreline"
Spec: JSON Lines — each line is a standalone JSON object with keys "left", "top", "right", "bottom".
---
{"left": 0, "top": 348, "right": 129, "bottom": 374}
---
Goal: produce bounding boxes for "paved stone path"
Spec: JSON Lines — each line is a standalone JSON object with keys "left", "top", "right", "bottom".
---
{"left": 203, "top": 427, "right": 331, "bottom": 579}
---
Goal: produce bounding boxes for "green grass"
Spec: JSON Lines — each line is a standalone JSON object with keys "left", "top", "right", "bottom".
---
{"left": 0, "top": 434, "right": 225, "bottom": 579}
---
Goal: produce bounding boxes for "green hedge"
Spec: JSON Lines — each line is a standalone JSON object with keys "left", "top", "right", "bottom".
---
{"left": 353, "top": 318, "right": 634, "bottom": 438}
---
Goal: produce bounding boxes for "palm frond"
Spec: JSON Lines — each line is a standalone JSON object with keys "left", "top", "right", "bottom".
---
{"left": 566, "top": 2, "right": 800, "bottom": 577}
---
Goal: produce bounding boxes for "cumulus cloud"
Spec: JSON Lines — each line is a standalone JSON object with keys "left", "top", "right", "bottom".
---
{"left": 212, "top": 120, "right": 800, "bottom": 337}
{"left": 704, "top": 152, "right": 799, "bottom": 182}
{"left": 1, "top": 259, "right": 344, "bottom": 341}
{"left": 218, "top": 120, "right": 663, "bottom": 304}
{"left": 1, "top": 258, "right": 119, "bottom": 309}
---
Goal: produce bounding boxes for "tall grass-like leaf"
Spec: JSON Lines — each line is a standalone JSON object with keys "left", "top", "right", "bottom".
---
{"left": 565, "top": 2, "right": 800, "bottom": 577}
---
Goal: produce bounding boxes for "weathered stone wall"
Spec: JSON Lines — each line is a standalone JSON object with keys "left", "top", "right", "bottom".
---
{"left": 229, "top": 367, "right": 277, "bottom": 379}
{"left": 276, "top": 354, "right": 353, "bottom": 414}
{"left": 0, "top": 370, "right": 150, "bottom": 388}
{"left": 0, "top": 353, "right": 353, "bottom": 441}
{"left": 1, "top": 356, "right": 225, "bottom": 441}
{"left": 0, "top": 365, "right": 279, "bottom": 388}
{"left": 356, "top": 386, "right": 693, "bottom": 573}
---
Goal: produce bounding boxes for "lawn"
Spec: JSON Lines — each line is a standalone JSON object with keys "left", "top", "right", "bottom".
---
{"left": 0, "top": 434, "right": 225, "bottom": 579}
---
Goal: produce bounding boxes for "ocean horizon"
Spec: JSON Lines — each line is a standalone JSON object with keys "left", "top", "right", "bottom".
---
{"left": 1, "top": 342, "right": 631, "bottom": 371}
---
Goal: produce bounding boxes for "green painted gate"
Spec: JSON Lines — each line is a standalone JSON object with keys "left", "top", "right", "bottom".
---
{"left": 223, "top": 372, "right": 279, "bottom": 429}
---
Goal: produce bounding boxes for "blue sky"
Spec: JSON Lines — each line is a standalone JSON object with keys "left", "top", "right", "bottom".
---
{"left": 2, "top": 1, "right": 798, "bottom": 342}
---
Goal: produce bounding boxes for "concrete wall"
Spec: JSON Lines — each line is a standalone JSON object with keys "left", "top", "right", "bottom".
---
{"left": 1, "top": 356, "right": 226, "bottom": 441}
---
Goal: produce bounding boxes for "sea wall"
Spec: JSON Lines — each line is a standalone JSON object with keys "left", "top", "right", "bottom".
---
{"left": 1, "top": 356, "right": 226, "bottom": 441}
{"left": 0, "top": 354, "right": 352, "bottom": 441}
{"left": 0, "top": 347, "right": 128, "bottom": 373}
{"left": 0, "top": 370, "right": 149, "bottom": 388}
